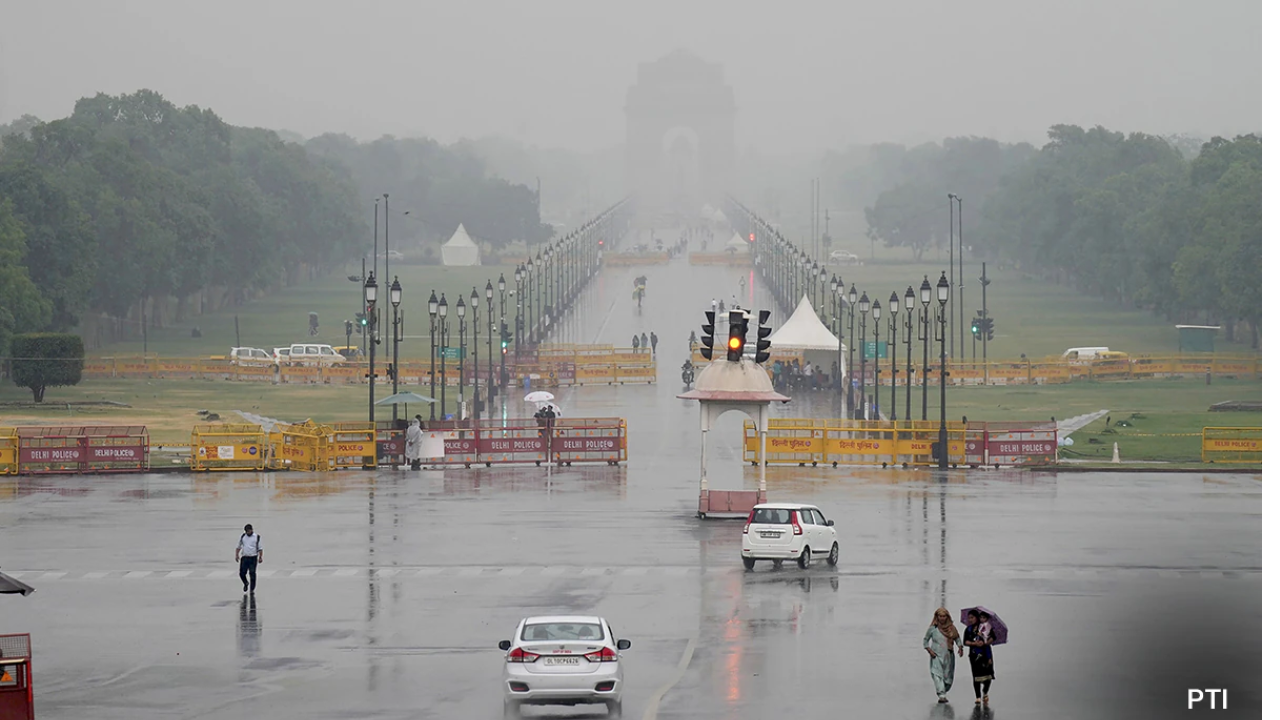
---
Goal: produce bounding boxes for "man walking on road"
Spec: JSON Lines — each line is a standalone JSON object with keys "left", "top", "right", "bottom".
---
{"left": 236, "top": 523, "right": 263, "bottom": 594}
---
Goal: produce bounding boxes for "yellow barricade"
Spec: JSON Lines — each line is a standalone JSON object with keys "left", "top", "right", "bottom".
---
{"left": 603, "top": 252, "right": 670, "bottom": 266}
{"left": 0, "top": 427, "right": 17, "bottom": 475}
{"left": 323, "top": 365, "right": 362, "bottom": 384}
{"left": 689, "top": 252, "right": 753, "bottom": 266}
{"left": 273, "top": 420, "right": 332, "bottom": 471}
{"left": 745, "top": 420, "right": 972, "bottom": 466}
{"left": 329, "top": 422, "right": 377, "bottom": 469}
{"left": 743, "top": 420, "right": 824, "bottom": 465}
{"left": 614, "top": 364, "right": 656, "bottom": 384}
{"left": 1201, "top": 427, "right": 1262, "bottom": 464}
{"left": 191, "top": 424, "right": 268, "bottom": 471}
{"left": 575, "top": 364, "right": 617, "bottom": 385}
{"left": 281, "top": 365, "right": 322, "bottom": 384}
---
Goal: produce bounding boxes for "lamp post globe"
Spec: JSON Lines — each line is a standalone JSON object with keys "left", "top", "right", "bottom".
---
{"left": 364, "top": 272, "right": 378, "bottom": 303}
{"left": 485, "top": 279, "right": 493, "bottom": 301}
{"left": 470, "top": 287, "right": 480, "bottom": 309}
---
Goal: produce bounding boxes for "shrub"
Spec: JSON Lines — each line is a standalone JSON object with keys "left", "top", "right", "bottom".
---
{"left": 10, "top": 333, "right": 84, "bottom": 402}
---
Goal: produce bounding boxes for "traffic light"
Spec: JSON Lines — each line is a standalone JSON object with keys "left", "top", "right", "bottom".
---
{"left": 971, "top": 318, "right": 981, "bottom": 337}
{"left": 748, "top": 232, "right": 755, "bottom": 242}
{"left": 500, "top": 322, "right": 512, "bottom": 353}
{"left": 700, "top": 310, "right": 716, "bottom": 360}
{"left": 985, "top": 316, "right": 995, "bottom": 341}
{"left": 354, "top": 312, "right": 366, "bottom": 335}
{"left": 726, "top": 310, "right": 748, "bottom": 362}
{"left": 754, "top": 310, "right": 772, "bottom": 364}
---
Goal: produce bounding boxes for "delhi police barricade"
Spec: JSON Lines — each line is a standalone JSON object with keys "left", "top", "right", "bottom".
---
{"left": 16, "top": 426, "right": 149, "bottom": 474}
{"left": 744, "top": 420, "right": 1050, "bottom": 467}
{"left": 329, "top": 422, "right": 378, "bottom": 469}
{"left": 550, "top": 418, "right": 627, "bottom": 466}
{"left": 1200, "top": 426, "right": 1262, "bottom": 464}
{"left": 190, "top": 424, "right": 269, "bottom": 471}
{"left": 743, "top": 419, "right": 824, "bottom": 466}
{"left": 271, "top": 421, "right": 331, "bottom": 472}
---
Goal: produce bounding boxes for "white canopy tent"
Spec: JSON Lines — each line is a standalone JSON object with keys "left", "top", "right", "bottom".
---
{"left": 770, "top": 295, "right": 847, "bottom": 377}
{"left": 725, "top": 233, "right": 750, "bottom": 254}
{"left": 441, "top": 224, "right": 481, "bottom": 266}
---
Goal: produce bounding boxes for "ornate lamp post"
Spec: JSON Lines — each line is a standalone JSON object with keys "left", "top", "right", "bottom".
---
{"left": 935, "top": 272, "right": 951, "bottom": 469}
{"left": 820, "top": 266, "right": 828, "bottom": 321}
{"left": 534, "top": 252, "right": 543, "bottom": 343}
{"left": 858, "top": 292, "right": 870, "bottom": 419}
{"left": 455, "top": 295, "right": 466, "bottom": 419}
{"left": 871, "top": 299, "right": 882, "bottom": 420}
{"left": 485, "top": 279, "right": 494, "bottom": 405}
{"left": 438, "top": 291, "right": 450, "bottom": 418}
{"left": 498, "top": 273, "right": 507, "bottom": 388}
{"left": 903, "top": 286, "right": 916, "bottom": 422}
{"left": 390, "top": 276, "right": 403, "bottom": 422}
{"left": 888, "top": 291, "right": 899, "bottom": 422}
{"left": 845, "top": 282, "right": 857, "bottom": 415}
{"left": 470, "top": 287, "right": 480, "bottom": 416}
{"left": 428, "top": 291, "right": 439, "bottom": 421}
{"left": 364, "top": 272, "right": 379, "bottom": 423}
{"left": 515, "top": 264, "right": 525, "bottom": 356}
{"left": 835, "top": 277, "right": 845, "bottom": 401}
{"left": 919, "top": 276, "right": 932, "bottom": 421}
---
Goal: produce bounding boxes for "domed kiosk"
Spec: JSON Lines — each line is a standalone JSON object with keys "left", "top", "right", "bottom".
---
{"left": 678, "top": 358, "right": 790, "bottom": 518}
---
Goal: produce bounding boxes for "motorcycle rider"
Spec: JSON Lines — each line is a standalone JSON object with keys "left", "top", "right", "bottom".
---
{"left": 681, "top": 359, "right": 695, "bottom": 385}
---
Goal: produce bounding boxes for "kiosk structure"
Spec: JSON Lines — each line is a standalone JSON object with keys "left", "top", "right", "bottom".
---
{"left": 678, "top": 359, "right": 789, "bottom": 518}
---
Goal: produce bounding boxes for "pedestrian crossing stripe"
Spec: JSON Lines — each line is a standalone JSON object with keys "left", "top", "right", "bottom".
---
{"left": 1, "top": 565, "right": 1258, "bottom": 581}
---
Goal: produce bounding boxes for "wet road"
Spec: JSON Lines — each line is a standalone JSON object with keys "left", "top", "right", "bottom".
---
{"left": 0, "top": 245, "right": 1262, "bottom": 719}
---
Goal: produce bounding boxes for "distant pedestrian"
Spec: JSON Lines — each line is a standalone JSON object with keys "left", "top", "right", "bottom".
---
{"left": 632, "top": 335, "right": 640, "bottom": 353}
{"left": 640, "top": 333, "right": 649, "bottom": 350}
{"left": 405, "top": 417, "right": 423, "bottom": 470}
{"left": 236, "top": 524, "right": 263, "bottom": 594}
{"left": 924, "top": 608, "right": 961, "bottom": 703}
{"left": 650, "top": 332, "right": 658, "bottom": 353}
{"left": 964, "top": 609, "right": 995, "bottom": 704}
{"left": 689, "top": 330, "right": 697, "bottom": 350}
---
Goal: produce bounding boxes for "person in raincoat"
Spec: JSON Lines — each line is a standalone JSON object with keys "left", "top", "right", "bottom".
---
{"left": 405, "top": 417, "right": 423, "bottom": 470}
{"left": 632, "top": 334, "right": 641, "bottom": 353}
{"left": 924, "top": 607, "right": 962, "bottom": 703}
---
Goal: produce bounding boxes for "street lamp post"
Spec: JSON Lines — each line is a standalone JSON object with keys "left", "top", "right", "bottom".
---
{"left": 872, "top": 299, "right": 882, "bottom": 420}
{"left": 835, "top": 277, "right": 845, "bottom": 408}
{"left": 364, "top": 272, "right": 378, "bottom": 424}
{"left": 858, "top": 293, "right": 869, "bottom": 419}
{"left": 470, "top": 288, "right": 480, "bottom": 416}
{"left": 515, "top": 264, "right": 525, "bottom": 358}
{"left": 499, "top": 273, "right": 507, "bottom": 389}
{"left": 485, "top": 280, "right": 494, "bottom": 407}
{"left": 390, "top": 276, "right": 403, "bottom": 422}
{"left": 935, "top": 273, "right": 950, "bottom": 469}
{"left": 846, "top": 283, "right": 857, "bottom": 416}
{"left": 456, "top": 296, "right": 466, "bottom": 419}
{"left": 438, "top": 293, "right": 450, "bottom": 418}
{"left": 888, "top": 291, "right": 899, "bottom": 422}
{"left": 534, "top": 253, "right": 543, "bottom": 343}
{"left": 903, "top": 286, "right": 916, "bottom": 422}
{"left": 820, "top": 266, "right": 828, "bottom": 321}
{"left": 919, "top": 276, "right": 932, "bottom": 421}
{"left": 428, "top": 291, "right": 439, "bottom": 421}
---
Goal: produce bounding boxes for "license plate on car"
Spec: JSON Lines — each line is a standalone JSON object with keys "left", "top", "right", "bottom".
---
{"left": 761, "top": 531, "right": 781, "bottom": 538}
{"left": 546, "top": 657, "right": 580, "bottom": 665}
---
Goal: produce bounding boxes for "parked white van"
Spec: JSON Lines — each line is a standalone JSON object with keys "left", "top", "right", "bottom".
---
{"left": 1061, "top": 347, "right": 1110, "bottom": 362}
{"left": 286, "top": 343, "right": 346, "bottom": 366}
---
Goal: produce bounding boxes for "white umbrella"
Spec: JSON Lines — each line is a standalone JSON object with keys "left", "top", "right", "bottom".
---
{"left": 524, "top": 391, "right": 555, "bottom": 403}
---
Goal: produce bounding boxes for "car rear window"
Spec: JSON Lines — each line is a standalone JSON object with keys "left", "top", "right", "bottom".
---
{"left": 750, "top": 508, "right": 791, "bottom": 524}
{"left": 521, "top": 623, "right": 603, "bottom": 641}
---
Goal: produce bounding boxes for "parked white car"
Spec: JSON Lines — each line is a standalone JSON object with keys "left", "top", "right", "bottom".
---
{"left": 228, "top": 347, "right": 274, "bottom": 366}
{"left": 829, "top": 250, "right": 860, "bottom": 265}
{"left": 741, "top": 503, "right": 839, "bottom": 570}
{"left": 498, "top": 615, "right": 629, "bottom": 718}
{"left": 283, "top": 343, "right": 346, "bottom": 366}
{"left": 273, "top": 347, "right": 292, "bottom": 363}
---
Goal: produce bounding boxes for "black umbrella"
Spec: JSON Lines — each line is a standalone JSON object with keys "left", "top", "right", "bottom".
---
{"left": 0, "top": 569, "right": 35, "bottom": 596}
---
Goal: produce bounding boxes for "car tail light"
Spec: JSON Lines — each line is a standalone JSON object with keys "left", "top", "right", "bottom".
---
{"left": 791, "top": 511, "right": 803, "bottom": 535}
{"left": 595, "top": 681, "right": 616, "bottom": 692}
{"left": 509, "top": 682, "right": 530, "bottom": 692}
{"left": 507, "top": 647, "right": 540, "bottom": 663}
{"left": 583, "top": 647, "right": 618, "bottom": 663}
{"left": 743, "top": 522, "right": 750, "bottom": 534}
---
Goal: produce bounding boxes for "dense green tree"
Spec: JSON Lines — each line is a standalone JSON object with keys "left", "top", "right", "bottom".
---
{"left": 10, "top": 333, "right": 84, "bottom": 401}
{"left": 0, "top": 200, "right": 52, "bottom": 354}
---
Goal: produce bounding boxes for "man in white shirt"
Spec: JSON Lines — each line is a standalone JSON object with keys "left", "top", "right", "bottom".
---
{"left": 235, "top": 524, "right": 263, "bottom": 594}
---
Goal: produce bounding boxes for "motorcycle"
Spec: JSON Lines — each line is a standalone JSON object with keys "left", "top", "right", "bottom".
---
{"left": 682, "top": 366, "right": 695, "bottom": 387}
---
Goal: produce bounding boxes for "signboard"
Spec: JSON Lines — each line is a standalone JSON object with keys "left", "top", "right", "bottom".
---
{"left": 1202, "top": 438, "right": 1262, "bottom": 452}
{"left": 438, "top": 347, "right": 466, "bottom": 360}
{"left": 19, "top": 446, "right": 84, "bottom": 463}
{"left": 479, "top": 437, "right": 545, "bottom": 453}
{"left": 552, "top": 436, "right": 623, "bottom": 453}
{"left": 987, "top": 438, "right": 1057, "bottom": 456}
{"left": 88, "top": 445, "right": 146, "bottom": 462}
{"left": 862, "top": 341, "right": 888, "bottom": 359}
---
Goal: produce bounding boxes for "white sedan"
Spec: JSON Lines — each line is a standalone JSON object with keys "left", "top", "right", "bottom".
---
{"left": 498, "top": 615, "right": 630, "bottom": 717}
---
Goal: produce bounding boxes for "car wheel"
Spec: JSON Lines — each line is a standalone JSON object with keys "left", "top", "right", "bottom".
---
{"left": 827, "top": 542, "right": 839, "bottom": 566}
{"left": 797, "top": 547, "right": 810, "bottom": 569}
{"left": 605, "top": 699, "right": 622, "bottom": 717}
{"left": 772, "top": 560, "right": 784, "bottom": 570}
{"left": 741, "top": 557, "right": 755, "bottom": 571}
{"left": 504, "top": 700, "right": 521, "bottom": 718}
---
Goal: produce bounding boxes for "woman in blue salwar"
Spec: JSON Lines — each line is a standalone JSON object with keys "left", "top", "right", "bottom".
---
{"left": 964, "top": 609, "right": 995, "bottom": 704}
{"left": 923, "top": 608, "right": 962, "bottom": 703}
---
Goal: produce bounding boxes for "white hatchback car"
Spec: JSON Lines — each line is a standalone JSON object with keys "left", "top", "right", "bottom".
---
{"left": 741, "top": 503, "right": 839, "bottom": 570}
{"left": 498, "top": 615, "right": 630, "bottom": 718}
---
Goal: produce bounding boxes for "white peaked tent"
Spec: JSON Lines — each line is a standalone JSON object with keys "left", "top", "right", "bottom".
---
{"left": 441, "top": 224, "right": 480, "bottom": 266}
{"left": 770, "top": 295, "right": 846, "bottom": 376}
{"left": 725, "top": 233, "right": 750, "bottom": 253}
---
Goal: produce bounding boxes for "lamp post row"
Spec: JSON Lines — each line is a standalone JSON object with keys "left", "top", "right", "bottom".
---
{"left": 365, "top": 199, "right": 630, "bottom": 426}
{"left": 728, "top": 199, "right": 958, "bottom": 470}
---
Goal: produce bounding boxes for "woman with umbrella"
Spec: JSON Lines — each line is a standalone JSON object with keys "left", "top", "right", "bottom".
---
{"left": 963, "top": 608, "right": 1002, "bottom": 704}
{"left": 923, "top": 608, "right": 961, "bottom": 703}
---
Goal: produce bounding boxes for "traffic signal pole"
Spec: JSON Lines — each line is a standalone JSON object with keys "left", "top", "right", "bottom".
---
{"left": 981, "top": 262, "right": 990, "bottom": 385}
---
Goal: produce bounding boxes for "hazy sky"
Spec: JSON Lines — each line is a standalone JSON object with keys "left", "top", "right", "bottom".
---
{"left": 0, "top": 0, "right": 1261, "bottom": 152}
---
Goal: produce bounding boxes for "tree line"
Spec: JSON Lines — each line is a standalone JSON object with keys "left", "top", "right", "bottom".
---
{"left": 0, "top": 89, "right": 550, "bottom": 353}
{"left": 841, "top": 126, "right": 1261, "bottom": 347}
